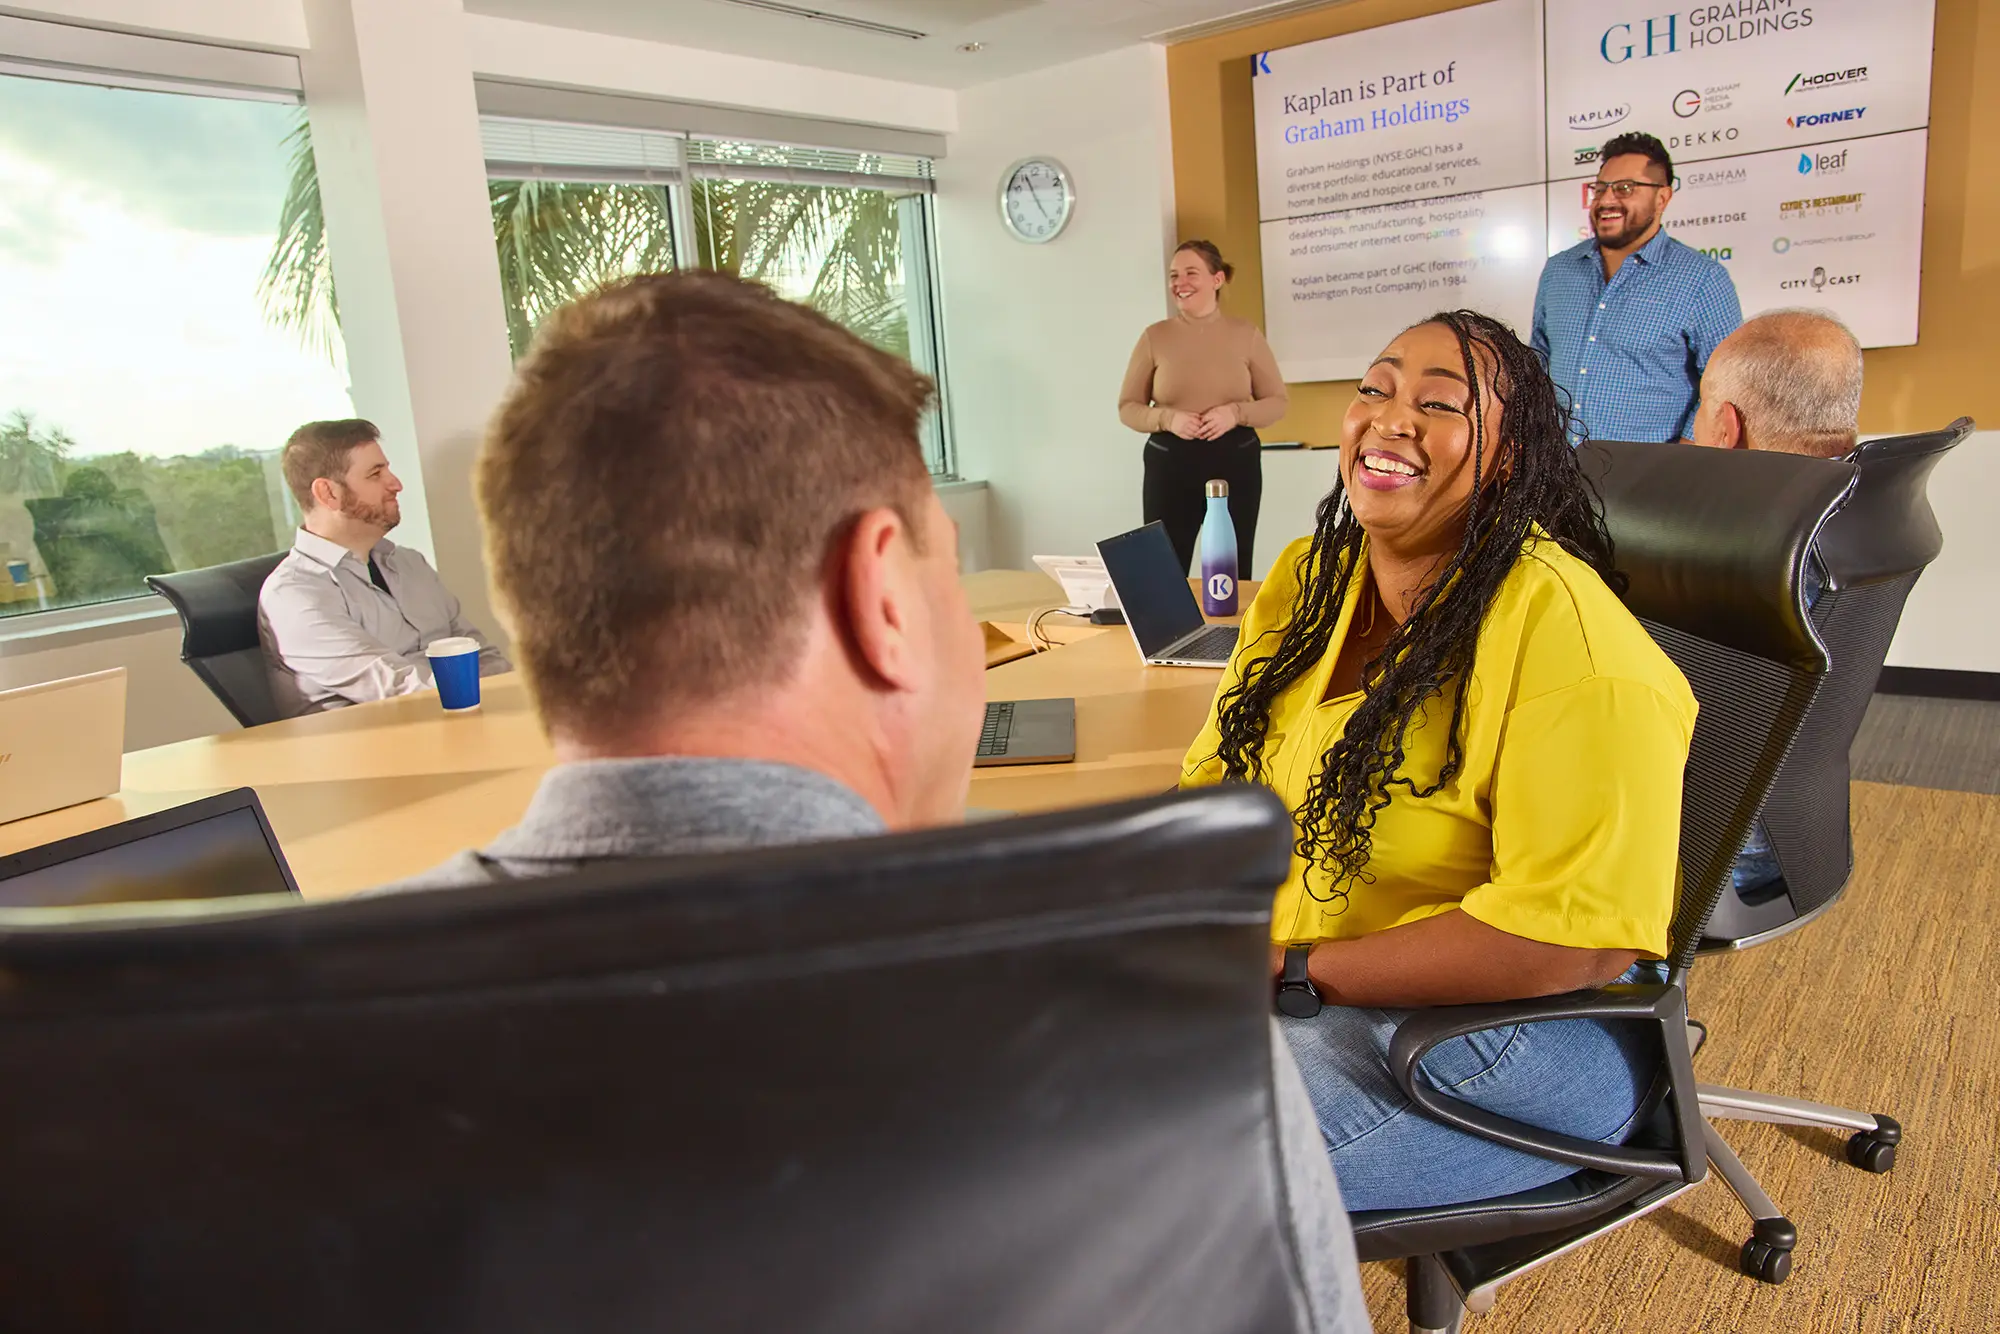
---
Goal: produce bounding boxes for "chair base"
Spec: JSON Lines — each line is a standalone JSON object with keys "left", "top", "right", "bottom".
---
{"left": 1699, "top": 1085, "right": 1903, "bottom": 1285}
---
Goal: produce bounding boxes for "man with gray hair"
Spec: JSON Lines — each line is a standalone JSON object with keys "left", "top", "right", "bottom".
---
{"left": 1690, "top": 308, "right": 1863, "bottom": 457}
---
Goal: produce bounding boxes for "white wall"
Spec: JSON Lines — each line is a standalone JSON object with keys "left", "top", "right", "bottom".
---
{"left": 934, "top": 43, "right": 1178, "bottom": 572}
{"left": 0, "top": 617, "right": 235, "bottom": 751}
{"left": 1885, "top": 431, "right": 2000, "bottom": 673}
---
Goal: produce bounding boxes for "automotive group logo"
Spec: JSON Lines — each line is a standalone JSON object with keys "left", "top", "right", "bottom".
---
{"left": 1673, "top": 89, "right": 1701, "bottom": 117}
{"left": 1569, "top": 103, "right": 1631, "bottom": 131}
{"left": 1780, "top": 265, "right": 1861, "bottom": 292}
{"left": 1786, "top": 67, "right": 1868, "bottom": 94}
{"left": 1789, "top": 106, "right": 1866, "bottom": 130}
{"left": 1797, "top": 148, "right": 1849, "bottom": 176}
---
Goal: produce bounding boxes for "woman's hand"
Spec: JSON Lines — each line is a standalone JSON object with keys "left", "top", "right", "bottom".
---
{"left": 1270, "top": 942, "right": 1289, "bottom": 978}
{"left": 1198, "top": 403, "right": 1242, "bottom": 439}
{"left": 1167, "top": 410, "right": 1205, "bottom": 439}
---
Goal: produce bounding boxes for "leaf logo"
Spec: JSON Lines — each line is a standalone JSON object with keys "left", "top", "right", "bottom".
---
{"left": 1798, "top": 153, "right": 1814, "bottom": 174}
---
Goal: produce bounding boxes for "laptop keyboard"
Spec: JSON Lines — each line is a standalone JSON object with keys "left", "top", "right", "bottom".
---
{"left": 976, "top": 701, "right": 1014, "bottom": 758}
{"left": 1173, "top": 624, "right": 1239, "bottom": 661}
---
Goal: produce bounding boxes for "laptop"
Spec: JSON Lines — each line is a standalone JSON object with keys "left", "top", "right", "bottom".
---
{"left": 0, "top": 668, "right": 126, "bottom": 826}
{"left": 1096, "top": 522, "right": 1241, "bottom": 668}
{"left": 973, "top": 698, "right": 1076, "bottom": 767}
{"left": 0, "top": 787, "right": 301, "bottom": 908}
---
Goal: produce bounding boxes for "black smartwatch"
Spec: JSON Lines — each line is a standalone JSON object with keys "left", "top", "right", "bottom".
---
{"left": 1274, "top": 945, "right": 1323, "bottom": 1018}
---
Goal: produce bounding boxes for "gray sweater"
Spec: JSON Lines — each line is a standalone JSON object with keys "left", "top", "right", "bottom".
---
{"left": 375, "top": 755, "right": 1369, "bottom": 1334}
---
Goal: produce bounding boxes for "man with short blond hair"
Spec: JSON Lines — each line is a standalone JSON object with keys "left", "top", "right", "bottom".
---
{"left": 259, "top": 418, "right": 508, "bottom": 716}
{"left": 1691, "top": 308, "right": 1864, "bottom": 458}
{"left": 381, "top": 271, "right": 1370, "bottom": 1334}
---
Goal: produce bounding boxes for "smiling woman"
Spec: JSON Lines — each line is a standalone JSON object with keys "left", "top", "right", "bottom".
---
{"left": 1180, "top": 310, "right": 1699, "bottom": 1214}
{"left": 0, "top": 70, "right": 354, "bottom": 620}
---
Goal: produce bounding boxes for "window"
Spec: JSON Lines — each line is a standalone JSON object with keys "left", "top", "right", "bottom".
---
{"left": 478, "top": 118, "right": 954, "bottom": 477}
{"left": 0, "top": 71, "right": 351, "bottom": 621}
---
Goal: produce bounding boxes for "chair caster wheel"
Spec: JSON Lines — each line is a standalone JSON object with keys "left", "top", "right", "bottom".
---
{"left": 1847, "top": 1127, "right": 1899, "bottom": 1173}
{"left": 1740, "top": 1238, "right": 1793, "bottom": 1284}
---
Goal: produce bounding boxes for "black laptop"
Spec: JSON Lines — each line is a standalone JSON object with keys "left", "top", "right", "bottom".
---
{"left": 0, "top": 788, "right": 301, "bottom": 909}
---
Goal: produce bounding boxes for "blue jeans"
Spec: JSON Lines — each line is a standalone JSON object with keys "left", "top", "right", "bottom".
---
{"left": 1280, "top": 963, "right": 1664, "bottom": 1213}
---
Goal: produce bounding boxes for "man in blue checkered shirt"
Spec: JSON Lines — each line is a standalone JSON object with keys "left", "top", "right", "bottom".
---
{"left": 1532, "top": 132, "right": 1742, "bottom": 444}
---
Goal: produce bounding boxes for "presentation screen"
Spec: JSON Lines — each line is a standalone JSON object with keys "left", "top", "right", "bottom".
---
{"left": 1251, "top": 0, "right": 1937, "bottom": 381}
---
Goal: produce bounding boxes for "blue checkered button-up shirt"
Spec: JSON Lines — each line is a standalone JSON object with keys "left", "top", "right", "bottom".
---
{"left": 1531, "top": 228, "right": 1742, "bottom": 444}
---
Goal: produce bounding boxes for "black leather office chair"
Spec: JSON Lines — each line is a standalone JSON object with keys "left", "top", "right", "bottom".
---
{"left": 0, "top": 787, "right": 1334, "bottom": 1334}
{"left": 1703, "top": 418, "right": 1971, "bottom": 947}
{"left": 147, "top": 551, "right": 288, "bottom": 728}
{"left": 1346, "top": 442, "right": 1858, "bottom": 1333}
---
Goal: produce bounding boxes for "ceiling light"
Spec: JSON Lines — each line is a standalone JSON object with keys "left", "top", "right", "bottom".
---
{"left": 957, "top": 41, "right": 985, "bottom": 53}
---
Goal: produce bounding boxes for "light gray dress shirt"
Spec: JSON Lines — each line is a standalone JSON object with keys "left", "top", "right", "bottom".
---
{"left": 258, "top": 528, "right": 510, "bottom": 716}
{"left": 375, "top": 755, "right": 1372, "bottom": 1334}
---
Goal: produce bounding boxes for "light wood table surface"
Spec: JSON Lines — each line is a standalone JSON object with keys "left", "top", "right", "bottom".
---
{"left": 0, "top": 572, "right": 1255, "bottom": 899}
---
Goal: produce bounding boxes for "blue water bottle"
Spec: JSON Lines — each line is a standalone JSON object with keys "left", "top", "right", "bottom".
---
{"left": 1199, "top": 479, "right": 1238, "bottom": 617}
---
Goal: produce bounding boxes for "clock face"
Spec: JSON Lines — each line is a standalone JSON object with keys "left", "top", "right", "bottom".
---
{"left": 1000, "top": 158, "right": 1072, "bottom": 244}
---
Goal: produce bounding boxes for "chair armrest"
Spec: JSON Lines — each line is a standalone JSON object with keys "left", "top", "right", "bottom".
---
{"left": 1386, "top": 984, "right": 1706, "bottom": 1183}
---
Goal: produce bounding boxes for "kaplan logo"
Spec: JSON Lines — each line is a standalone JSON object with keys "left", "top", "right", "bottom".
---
{"left": 1785, "top": 67, "right": 1867, "bottom": 94}
{"left": 1788, "top": 107, "right": 1865, "bottom": 129}
{"left": 1568, "top": 104, "right": 1630, "bottom": 131}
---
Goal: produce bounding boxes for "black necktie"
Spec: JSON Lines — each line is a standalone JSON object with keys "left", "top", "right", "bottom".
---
{"left": 367, "top": 556, "right": 389, "bottom": 592}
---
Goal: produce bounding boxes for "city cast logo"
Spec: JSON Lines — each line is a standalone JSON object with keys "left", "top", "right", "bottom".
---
{"left": 1780, "top": 265, "right": 1861, "bottom": 291}
{"left": 1682, "top": 165, "right": 1748, "bottom": 189}
{"left": 1797, "top": 147, "right": 1849, "bottom": 175}
{"left": 1786, "top": 66, "right": 1868, "bottom": 94}
{"left": 1788, "top": 106, "right": 1866, "bottom": 129}
{"left": 1673, "top": 88, "right": 1702, "bottom": 117}
{"left": 1670, "top": 127, "right": 1739, "bottom": 149}
{"left": 1777, "top": 191, "right": 1865, "bottom": 218}
{"left": 1569, "top": 103, "right": 1631, "bottom": 131}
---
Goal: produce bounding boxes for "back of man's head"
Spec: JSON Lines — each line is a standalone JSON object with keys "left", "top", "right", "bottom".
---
{"left": 1696, "top": 309, "right": 1862, "bottom": 458}
{"left": 479, "top": 270, "right": 949, "bottom": 750}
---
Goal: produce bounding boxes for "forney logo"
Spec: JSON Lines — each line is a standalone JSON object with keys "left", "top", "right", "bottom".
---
{"left": 1788, "top": 107, "right": 1865, "bottom": 129}
{"left": 1672, "top": 89, "right": 1701, "bottom": 117}
{"left": 1797, "top": 148, "right": 1849, "bottom": 174}
{"left": 1568, "top": 104, "right": 1630, "bottom": 130}
{"left": 1786, "top": 67, "right": 1867, "bottom": 94}
{"left": 1207, "top": 573, "right": 1235, "bottom": 603}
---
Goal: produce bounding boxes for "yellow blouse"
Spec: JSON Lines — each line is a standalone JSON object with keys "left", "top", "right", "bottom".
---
{"left": 1182, "top": 533, "right": 1697, "bottom": 957}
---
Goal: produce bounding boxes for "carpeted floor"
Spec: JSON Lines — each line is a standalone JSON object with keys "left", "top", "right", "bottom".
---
{"left": 1852, "top": 694, "right": 2000, "bottom": 795}
{"left": 1359, "top": 780, "right": 2000, "bottom": 1332}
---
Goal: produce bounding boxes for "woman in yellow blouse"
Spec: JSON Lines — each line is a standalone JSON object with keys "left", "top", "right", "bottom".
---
{"left": 1183, "top": 310, "right": 1697, "bottom": 1213}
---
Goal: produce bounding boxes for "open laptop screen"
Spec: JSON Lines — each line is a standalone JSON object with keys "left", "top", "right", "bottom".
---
{"left": 0, "top": 789, "right": 300, "bottom": 909}
{"left": 1097, "top": 522, "right": 1204, "bottom": 657}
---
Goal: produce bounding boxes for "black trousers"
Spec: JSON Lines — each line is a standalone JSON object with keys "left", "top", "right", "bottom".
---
{"left": 1142, "top": 427, "right": 1263, "bottom": 576}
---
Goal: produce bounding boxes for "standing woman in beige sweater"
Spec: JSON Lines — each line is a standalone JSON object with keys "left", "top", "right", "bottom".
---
{"left": 1119, "top": 240, "right": 1289, "bottom": 574}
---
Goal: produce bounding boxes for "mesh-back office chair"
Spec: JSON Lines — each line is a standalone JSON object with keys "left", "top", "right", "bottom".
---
{"left": 0, "top": 788, "right": 1335, "bottom": 1334}
{"left": 1705, "top": 417, "right": 1972, "bottom": 947}
{"left": 1345, "top": 443, "right": 1857, "bottom": 1334}
{"left": 146, "top": 551, "right": 288, "bottom": 728}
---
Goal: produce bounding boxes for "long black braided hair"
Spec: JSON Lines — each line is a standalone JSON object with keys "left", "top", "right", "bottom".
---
{"left": 1207, "top": 310, "right": 1620, "bottom": 909}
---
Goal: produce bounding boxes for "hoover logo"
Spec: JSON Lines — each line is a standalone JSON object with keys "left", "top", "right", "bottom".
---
{"left": 1569, "top": 103, "right": 1631, "bottom": 131}
{"left": 1786, "top": 67, "right": 1867, "bottom": 94}
{"left": 1788, "top": 106, "right": 1866, "bottom": 129}
{"left": 1797, "top": 148, "right": 1849, "bottom": 175}
{"left": 1672, "top": 88, "right": 1702, "bottom": 117}
{"left": 1781, "top": 265, "right": 1861, "bottom": 292}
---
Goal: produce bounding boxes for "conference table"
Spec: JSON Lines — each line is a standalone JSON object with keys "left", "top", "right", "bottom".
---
{"left": 0, "top": 570, "right": 1256, "bottom": 899}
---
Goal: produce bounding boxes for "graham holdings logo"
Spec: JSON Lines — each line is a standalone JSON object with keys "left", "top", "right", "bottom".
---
{"left": 1788, "top": 106, "right": 1866, "bottom": 129}
{"left": 1569, "top": 103, "right": 1631, "bottom": 131}
{"left": 1786, "top": 66, "right": 1868, "bottom": 94}
{"left": 1797, "top": 148, "right": 1849, "bottom": 175}
{"left": 1601, "top": 6, "right": 1815, "bottom": 63}
{"left": 1600, "top": 15, "right": 1680, "bottom": 63}
{"left": 1781, "top": 265, "right": 1860, "bottom": 291}
{"left": 1672, "top": 89, "right": 1702, "bottom": 117}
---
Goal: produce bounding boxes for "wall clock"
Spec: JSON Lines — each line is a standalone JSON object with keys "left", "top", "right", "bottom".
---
{"left": 999, "top": 156, "right": 1074, "bottom": 244}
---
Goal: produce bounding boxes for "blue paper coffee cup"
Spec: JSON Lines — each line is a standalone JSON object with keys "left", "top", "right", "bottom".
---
{"left": 425, "top": 636, "right": 482, "bottom": 712}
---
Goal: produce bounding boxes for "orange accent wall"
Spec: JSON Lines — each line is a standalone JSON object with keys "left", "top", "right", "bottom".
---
{"left": 1166, "top": 0, "right": 1997, "bottom": 443}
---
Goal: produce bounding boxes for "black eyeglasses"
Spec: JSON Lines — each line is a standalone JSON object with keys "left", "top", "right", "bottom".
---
{"left": 1587, "top": 179, "right": 1669, "bottom": 200}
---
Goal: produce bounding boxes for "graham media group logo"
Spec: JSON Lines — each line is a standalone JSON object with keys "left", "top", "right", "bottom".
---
{"left": 1786, "top": 66, "right": 1868, "bottom": 94}
{"left": 1673, "top": 89, "right": 1702, "bottom": 117}
{"left": 1788, "top": 106, "right": 1866, "bottom": 130}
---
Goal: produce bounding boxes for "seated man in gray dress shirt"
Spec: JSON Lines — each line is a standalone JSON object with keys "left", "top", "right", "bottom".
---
{"left": 377, "top": 271, "right": 1371, "bottom": 1334}
{"left": 259, "top": 418, "right": 510, "bottom": 716}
